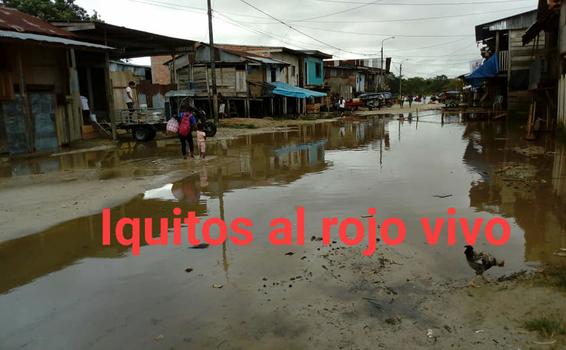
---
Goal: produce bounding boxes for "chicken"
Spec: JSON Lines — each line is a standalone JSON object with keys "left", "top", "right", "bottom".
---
{"left": 464, "top": 245, "right": 505, "bottom": 287}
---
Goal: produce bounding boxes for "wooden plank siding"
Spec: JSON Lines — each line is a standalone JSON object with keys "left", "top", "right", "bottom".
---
{"left": 507, "top": 30, "right": 546, "bottom": 115}
{"left": 509, "top": 30, "right": 545, "bottom": 72}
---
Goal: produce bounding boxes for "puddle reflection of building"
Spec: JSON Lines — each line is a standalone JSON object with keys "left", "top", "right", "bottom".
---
{"left": 463, "top": 122, "right": 566, "bottom": 265}
{"left": 0, "top": 179, "right": 209, "bottom": 295}
{"left": 552, "top": 142, "right": 566, "bottom": 201}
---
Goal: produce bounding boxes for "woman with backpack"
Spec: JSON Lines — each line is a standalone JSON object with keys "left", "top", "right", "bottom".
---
{"left": 177, "top": 107, "right": 197, "bottom": 159}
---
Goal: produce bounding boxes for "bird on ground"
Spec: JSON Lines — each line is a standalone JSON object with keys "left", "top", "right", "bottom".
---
{"left": 464, "top": 245, "right": 505, "bottom": 287}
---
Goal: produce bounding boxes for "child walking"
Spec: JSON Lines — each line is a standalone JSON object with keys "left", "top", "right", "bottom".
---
{"left": 196, "top": 124, "right": 207, "bottom": 160}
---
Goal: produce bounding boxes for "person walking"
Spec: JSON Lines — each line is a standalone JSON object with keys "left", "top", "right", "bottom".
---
{"left": 408, "top": 95, "right": 414, "bottom": 108}
{"left": 196, "top": 124, "right": 207, "bottom": 160}
{"left": 399, "top": 95, "right": 404, "bottom": 108}
{"left": 177, "top": 107, "right": 197, "bottom": 159}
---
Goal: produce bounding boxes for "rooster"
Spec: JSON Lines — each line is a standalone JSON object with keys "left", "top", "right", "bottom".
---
{"left": 464, "top": 245, "right": 505, "bottom": 287}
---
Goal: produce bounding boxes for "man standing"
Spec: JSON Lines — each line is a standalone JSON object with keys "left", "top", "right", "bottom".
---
{"left": 125, "top": 81, "right": 136, "bottom": 112}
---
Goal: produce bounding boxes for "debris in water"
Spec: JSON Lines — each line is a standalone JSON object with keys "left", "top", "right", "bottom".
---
{"left": 213, "top": 284, "right": 224, "bottom": 289}
{"left": 385, "top": 317, "right": 401, "bottom": 326}
{"left": 190, "top": 243, "right": 210, "bottom": 249}
{"left": 154, "top": 335, "right": 165, "bottom": 341}
{"left": 533, "top": 340, "right": 556, "bottom": 345}
{"left": 497, "top": 271, "right": 528, "bottom": 282}
{"left": 185, "top": 267, "right": 194, "bottom": 273}
{"left": 433, "top": 194, "right": 453, "bottom": 199}
{"left": 553, "top": 251, "right": 566, "bottom": 257}
{"left": 513, "top": 146, "right": 546, "bottom": 158}
{"left": 285, "top": 252, "right": 295, "bottom": 256}
{"left": 363, "top": 297, "right": 382, "bottom": 310}
{"left": 474, "top": 330, "right": 485, "bottom": 334}
{"left": 426, "top": 329, "right": 434, "bottom": 338}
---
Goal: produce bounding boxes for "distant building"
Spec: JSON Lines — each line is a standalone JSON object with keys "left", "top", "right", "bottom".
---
{"left": 324, "top": 60, "right": 388, "bottom": 99}
{"left": 166, "top": 44, "right": 331, "bottom": 117}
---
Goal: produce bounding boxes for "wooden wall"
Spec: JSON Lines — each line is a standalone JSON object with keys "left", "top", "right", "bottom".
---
{"left": 0, "top": 43, "right": 82, "bottom": 154}
{"left": 508, "top": 30, "right": 546, "bottom": 115}
{"left": 190, "top": 65, "right": 250, "bottom": 98}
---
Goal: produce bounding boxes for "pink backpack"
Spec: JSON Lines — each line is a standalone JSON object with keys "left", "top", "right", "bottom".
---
{"left": 178, "top": 113, "right": 191, "bottom": 137}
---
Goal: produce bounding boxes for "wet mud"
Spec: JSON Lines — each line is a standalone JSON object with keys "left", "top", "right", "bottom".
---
{"left": 1, "top": 113, "right": 565, "bottom": 349}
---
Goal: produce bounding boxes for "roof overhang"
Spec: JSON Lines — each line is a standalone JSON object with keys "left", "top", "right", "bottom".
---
{"left": 0, "top": 29, "right": 113, "bottom": 51}
{"left": 51, "top": 21, "right": 196, "bottom": 58}
{"left": 475, "top": 9, "right": 537, "bottom": 42}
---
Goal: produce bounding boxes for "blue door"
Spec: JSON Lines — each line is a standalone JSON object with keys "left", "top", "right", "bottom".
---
{"left": 30, "top": 93, "right": 58, "bottom": 152}
{"left": 1, "top": 95, "right": 28, "bottom": 155}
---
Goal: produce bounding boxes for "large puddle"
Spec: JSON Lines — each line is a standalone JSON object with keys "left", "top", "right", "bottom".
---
{"left": 1, "top": 113, "right": 565, "bottom": 349}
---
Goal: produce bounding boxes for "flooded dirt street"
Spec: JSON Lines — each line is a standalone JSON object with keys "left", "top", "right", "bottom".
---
{"left": 1, "top": 114, "right": 566, "bottom": 349}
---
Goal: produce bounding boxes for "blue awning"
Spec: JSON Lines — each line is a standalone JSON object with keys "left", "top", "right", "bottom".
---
{"left": 464, "top": 55, "right": 499, "bottom": 86}
{"left": 270, "top": 82, "right": 327, "bottom": 99}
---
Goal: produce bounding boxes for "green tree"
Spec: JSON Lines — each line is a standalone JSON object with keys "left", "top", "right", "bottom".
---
{"left": 1, "top": 0, "right": 101, "bottom": 21}
{"left": 387, "top": 74, "right": 462, "bottom": 96}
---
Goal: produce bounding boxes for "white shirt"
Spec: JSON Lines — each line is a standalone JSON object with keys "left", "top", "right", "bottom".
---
{"left": 80, "top": 96, "right": 89, "bottom": 111}
{"left": 125, "top": 87, "right": 133, "bottom": 103}
{"left": 339, "top": 100, "right": 346, "bottom": 108}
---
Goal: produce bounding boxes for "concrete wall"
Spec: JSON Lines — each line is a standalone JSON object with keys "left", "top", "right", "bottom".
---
{"left": 270, "top": 52, "right": 300, "bottom": 86}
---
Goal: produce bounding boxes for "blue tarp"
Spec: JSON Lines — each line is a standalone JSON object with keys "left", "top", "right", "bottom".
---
{"left": 465, "top": 55, "right": 499, "bottom": 87}
{"left": 270, "top": 81, "right": 327, "bottom": 99}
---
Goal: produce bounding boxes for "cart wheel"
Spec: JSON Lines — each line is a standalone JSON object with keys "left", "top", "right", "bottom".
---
{"left": 203, "top": 121, "right": 217, "bottom": 138}
{"left": 133, "top": 126, "right": 153, "bottom": 142}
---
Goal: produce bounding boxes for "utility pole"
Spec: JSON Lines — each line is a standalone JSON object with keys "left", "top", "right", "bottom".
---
{"left": 399, "top": 59, "right": 409, "bottom": 99}
{"left": 399, "top": 63, "right": 403, "bottom": 98}
{"left": 207, "top": 0, "right": 219, "bottom": 125}
{"left": 380, "top": 36, "right": 394, "bottom": 91}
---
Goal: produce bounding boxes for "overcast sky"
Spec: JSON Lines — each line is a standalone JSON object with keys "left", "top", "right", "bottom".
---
{"left": 76, "top": 0, "right": 538, "bottom": 78}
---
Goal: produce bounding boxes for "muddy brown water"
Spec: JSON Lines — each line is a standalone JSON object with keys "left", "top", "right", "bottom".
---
{"left": 1, "top": 114, "right": 565, "bottom": 349}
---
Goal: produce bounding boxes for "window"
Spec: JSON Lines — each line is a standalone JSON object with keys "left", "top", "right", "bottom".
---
{"left": 271, "top": 68, "right": 277, "bottom": 82}
{"left": 315, "top": 63, "right": 322, "bottom": 79}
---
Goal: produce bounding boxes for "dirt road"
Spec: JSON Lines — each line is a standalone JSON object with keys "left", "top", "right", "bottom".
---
{"left": 1, "top": 113, "right": 565, "bottom": 349}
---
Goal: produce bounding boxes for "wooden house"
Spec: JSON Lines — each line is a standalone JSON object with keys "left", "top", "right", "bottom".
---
{"left": 169, "top": 44, "right": 293, "bottom": 117}
{"left": 473, "top": 10, "right": 543, "bottom": 116}
{"left": 0, "top": 7, "right": 112, "bottom": 155}
{"left": 522, "top": 0, "right": 566, "bottom": 132}
{"left": 324, "top": 60, "right": 387, "bottom": 99}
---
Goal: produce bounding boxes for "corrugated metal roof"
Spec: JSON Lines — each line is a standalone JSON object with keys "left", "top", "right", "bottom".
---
{"left": 250, "top": 55, "right": 289, "bottom": 65}
{"left": 0, "top": 6, "right": 74, "bottom": 37}
{"left": 0, "top": 30, "right": 113, "bottom": 50}
{"left": 475, "top": 9, "right": 537, "bottom": 41}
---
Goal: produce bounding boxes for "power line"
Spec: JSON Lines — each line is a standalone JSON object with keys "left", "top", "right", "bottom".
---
{"left": 241, "top": 5, "right": 534, "bottom": 24}
{"left": 310, "top": 0, "right": 533, "bottom": 6}
{"left": 128, "top": 0, "right": 271, "bottom": 20}
{"left": 236, "top": 0, "right": 380, "bottom": 56}
{"left": 292, "top": 24, "right": 473, "bottom": 38}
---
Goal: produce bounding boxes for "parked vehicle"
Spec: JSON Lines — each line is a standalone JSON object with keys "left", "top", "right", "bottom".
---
{"left": 438, "top": 91, "right": 462, "bottom": 108}
{"left": 114, "top": 90, "right": 217, "bottom": 142}
{"left": 345, "top": 98, "right": 364, "bottom": 111}
{"left": 359, "top": 92, "right": 394, "bottom": 110}
{"left": 165, "top": 90, "right": 217, "bottom": 138}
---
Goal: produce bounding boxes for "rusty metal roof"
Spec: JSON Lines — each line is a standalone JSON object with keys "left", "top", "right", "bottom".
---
{"left": 0, "top": 6, "right": 73, "bottom": 38}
